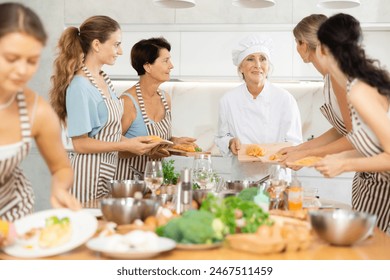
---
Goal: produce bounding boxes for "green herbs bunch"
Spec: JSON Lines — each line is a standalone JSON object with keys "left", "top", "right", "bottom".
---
{"left": 162, "top": 159, "right": 179, "bottom": 185}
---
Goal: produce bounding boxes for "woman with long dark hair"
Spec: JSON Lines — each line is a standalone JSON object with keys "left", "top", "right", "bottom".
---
{"left": 314, "top": 13, "right": 390, "bottom": 233}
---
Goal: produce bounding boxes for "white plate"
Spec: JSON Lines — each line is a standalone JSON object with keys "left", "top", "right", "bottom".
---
{"left": 176, "top": 242, "right": 222, "bottom": 250}
{"left": 3, "top": 208, "right": 98, "bottom": 258}
{"left": 81, "top": 208, "right": 102, "bottom": 218}
{"left": 86, "top": 236, "right": 176, "bottom": 259}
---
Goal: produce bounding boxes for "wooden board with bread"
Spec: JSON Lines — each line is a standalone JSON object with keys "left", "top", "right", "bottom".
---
{"left": 167, "top": 143, "right": 210, "bottom": 157}
{"left": 226, "top": 209, "right": 312, "bottom": 255}
{"left": 148, "top": 135, "right": 174, "bottom": 145}
{"left": 238, "top": 142, "right": 292, "bottom": 163}
{"left": 288, "top": 156, "right": 323, "bottom": 167}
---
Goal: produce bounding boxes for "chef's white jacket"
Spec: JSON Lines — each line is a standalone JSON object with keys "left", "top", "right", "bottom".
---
{"left": 215, "top": 81, "right": 303, "bottom": 181}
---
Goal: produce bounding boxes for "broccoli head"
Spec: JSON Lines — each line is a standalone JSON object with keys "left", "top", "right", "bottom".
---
{"left": 157, "top": 217, "right": 182, "bottom": 241}
{"left": 156, "top": 210, "right": 227, "bottom": 244}
{"left": 237, "top": 187, "right": 258, "bottom": 201}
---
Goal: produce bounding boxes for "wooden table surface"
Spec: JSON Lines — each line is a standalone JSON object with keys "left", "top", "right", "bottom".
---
{"left": 0, "top": 225, "right": 389, "bottom": 260}
{"left": 1, "top": 198, "right": 388, "bottom": 260}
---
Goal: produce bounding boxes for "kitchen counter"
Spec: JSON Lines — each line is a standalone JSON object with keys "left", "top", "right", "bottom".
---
{"left": 0, "top": 226, "right": 389, "bottom": 260}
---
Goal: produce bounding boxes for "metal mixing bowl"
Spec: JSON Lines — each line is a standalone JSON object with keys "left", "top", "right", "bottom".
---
{"left": 156, "top": 193, "right": 174, "bottom": 205}
{"left": 225, "top": 180, "right": 258, "bottom": 191}
{"left": 100, "top": 198, "right": 161, "bottom": 225}
{"left": 192, "top": 189, "right": 239, "bottom": 206}
{"left": 309, "top": 209, "right": 376, "bottom": 246}
{"left": 108, "top": 180, "right": 147, "bottom": 198}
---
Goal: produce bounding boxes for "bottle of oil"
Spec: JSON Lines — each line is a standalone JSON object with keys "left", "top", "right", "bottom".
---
{"left": 287, "top": 171, "right": 303, "bottom": 211}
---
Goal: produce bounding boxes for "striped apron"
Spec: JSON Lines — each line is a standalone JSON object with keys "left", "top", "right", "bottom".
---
{"left": 346, "top": 79, "right": 390, "bottom": 232}
{"left": 70, "top": 67, "right": 123, "bottom": 203}
{"left": 115, "top": 82, "right": 172, "bottom": 180}
{"left": 319, "top": 75, "right": 348, "bottom": 136}
{"left": 0, "top": 91, "right": 34, "bottom": 221}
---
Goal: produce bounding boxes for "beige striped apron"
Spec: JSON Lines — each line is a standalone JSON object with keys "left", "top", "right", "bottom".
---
{"left": 346, "top": 79, "right": 390, "bottom": 233}
{"left": 320, "top": 77, "right": 390, "bottom": 232}
{"left": 0, "top": 91, "right": 34, "bottom": 221}
{"left": 70, "top": 66, "right": 123, "bottom": 203}
{"left": 319, "top": 75, "right": 348, "bottom": 136}
{"left": 115, "top": 82, "right": 172, "bottom": 180}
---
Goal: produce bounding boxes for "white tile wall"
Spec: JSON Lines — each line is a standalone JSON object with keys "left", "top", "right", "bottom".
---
{"left": 102, "top": 32, "right": 182, "bottom": 78}
{"left": 64, "top": 0, "right": 390, "bottom": 80}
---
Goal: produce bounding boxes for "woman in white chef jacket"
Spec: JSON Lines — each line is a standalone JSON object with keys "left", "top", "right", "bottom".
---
{"left": 215, "top": 35, "right": 302, "bottom": 181}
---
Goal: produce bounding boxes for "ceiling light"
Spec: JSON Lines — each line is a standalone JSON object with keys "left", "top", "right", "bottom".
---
{"left": 153, "top": 0, "right": 196, "bottom": 9}
{"left": 232, "top": 0, "right": 275, "bottom": 8}
{"left": 317, "top": 0, "right": 360, "bottom": 9}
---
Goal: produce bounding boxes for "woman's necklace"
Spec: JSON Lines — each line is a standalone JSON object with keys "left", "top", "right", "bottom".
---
{"left": 0, "top": 93, "right": 17, "bottom": 111}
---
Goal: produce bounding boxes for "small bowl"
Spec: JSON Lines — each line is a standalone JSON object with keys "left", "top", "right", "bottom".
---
{"left": 100, "top": 198, "right": 161, "bottom": 225}
{"left": 108, "top": 180, "right": 147, "bottom": 198}
{"left": 309, "top": 209, "right": 376, "bottom": 246}
{"left": 225, "top": 180, "right": 258, "bottom": 191}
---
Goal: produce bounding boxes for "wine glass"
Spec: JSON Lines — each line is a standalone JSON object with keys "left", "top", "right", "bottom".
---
{"left": 192, "top": 154, "right": 213, "bottom": 189}
{"left": 144, "top": 161, "right": 164, "bottom": 198}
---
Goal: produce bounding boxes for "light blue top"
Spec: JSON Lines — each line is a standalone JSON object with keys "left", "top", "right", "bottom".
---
{"left": 122, "top": 93, "right": 148, "bottom": 138}
{"left": 66, "top": 75, "right": 120, "bottom": 137}
{"left": 122, "top": 91, "right": 167, "bottom": 138}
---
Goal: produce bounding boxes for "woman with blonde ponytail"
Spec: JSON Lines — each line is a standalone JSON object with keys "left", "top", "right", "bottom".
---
{"left": 49, "top": 16, "right": 159, "bottom": 203}
{"left": 279, "top": 14, "right": 354, "bottom": 166}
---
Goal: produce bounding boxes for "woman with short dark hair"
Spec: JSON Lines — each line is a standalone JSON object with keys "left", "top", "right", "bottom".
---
{"left": 115, "top": 37, "right": 196, "bottom": 181}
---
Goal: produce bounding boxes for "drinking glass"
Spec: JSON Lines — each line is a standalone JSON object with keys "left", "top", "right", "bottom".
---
{"left": 144, "top": 161, "right": 164, "bottom": 197}
{"left": 303, "top": 187, "right": 321, "bottom": 209}
{"left": 192, "top": 154, "right": 213, "bottom": 189}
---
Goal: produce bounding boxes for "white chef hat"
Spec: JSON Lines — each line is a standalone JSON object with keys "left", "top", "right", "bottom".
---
{"left": 232, "top": 34, "right": 273, "bottom": 66}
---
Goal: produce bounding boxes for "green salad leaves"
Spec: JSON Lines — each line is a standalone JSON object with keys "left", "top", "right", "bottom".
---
{"left": 200, "top": 194, "right": 272, "bottom": 234}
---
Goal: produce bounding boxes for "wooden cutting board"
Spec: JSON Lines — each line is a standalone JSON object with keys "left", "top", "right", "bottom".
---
{"left": 167, "top": 148, "right": 211, "bottom": 157}
{"left": 237, "top": 142, "right": 292, "bottom": 163}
